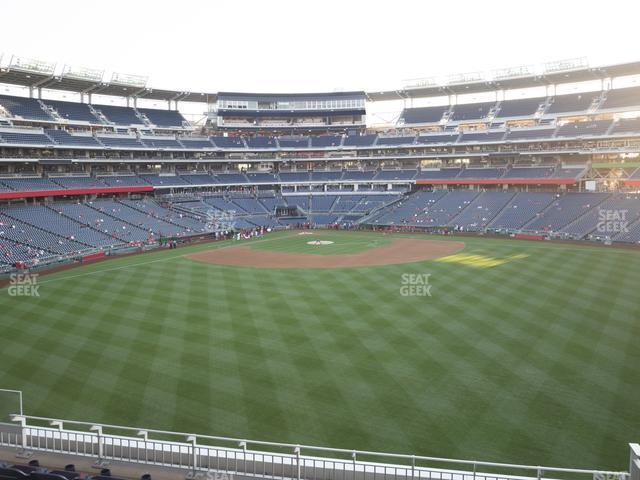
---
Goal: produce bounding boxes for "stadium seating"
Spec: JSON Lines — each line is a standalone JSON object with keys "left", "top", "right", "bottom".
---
{"left": 599, "top": 86, "right": 640, "bottom": 110}
{"left": 92, "top": 104, "right": 143, "bottom": 126}
{"left": 448, "top": 191, "right": 516, "bottom": 230}
{"left": 450, "top": 101, "right": 495, "bottom": 121}
{"left": 496, "top": 97, "right": 546, "bottom": 118}
{"left": 278, "top": 137, "right": 310, "bottom": 148}
{"left": 141, "top": 137, "right": 183, "bottom": 149}
{"left": 97, "top": 135, "right": 145, "bottom": 148}
{"left": 179, "top": 137, "right": 214, "bottom": 149}
{"left": 211, "top": 136, "right": 245, "bottom": 148}
{"left": 415, "top": 133, "right": 459, "bottom": 144}
{"left": 0, "top": 95, "right": 52, "bottom": 121}
{"left": 487, "top": 192, "right": 556, "bottom": 230}
{"left": 555, "top": 120, "right": 612, "bottom": 137}
{"left": 525, "top": 193, "right": 609, "bottom": 232}
{"left": 376, "top": 136, "right": 416, "bottom": 146}
{"left": 310, "top": 135, "right": 343, "bottom": 147}
{"left": 45, "top": 129, "right": 101, "bottom": 147}
{"left": 137, "top": 108, "right": 186, "bottom": 128}
{"left": 44, "top": 99, "right": 101, "bottom": 123}
{"left": 0, "top": 130, "right": 53, "bottom": 145}
{"left": 546, "top": 92, "right": 599, "bottom": 114}
{"left": 458, "top": 130, "right": 506, "bottom": 143}
{"left": 400, "top": 106, "right": 449, "bottom": 124}
{"left": 343, "top": 134, "right": 377, "bottom": 147}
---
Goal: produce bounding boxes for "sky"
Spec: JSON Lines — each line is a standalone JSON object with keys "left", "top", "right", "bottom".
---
{"left": 1, "top": 0, "right": 638, "bottom": 95}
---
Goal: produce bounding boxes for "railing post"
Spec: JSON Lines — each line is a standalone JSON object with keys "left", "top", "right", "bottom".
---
{"left": 537, "top": 467, "right": 543, "bottom": 480}
{"left": 630, "top": 444, "right": 640, "bottom": 480}
{"left": 411, "top": 455, "right": 415, "bottom": 480}
{"left": 187, "top": 435, "right": 198, "bottom": 475}
{"left": 90, "top": 426, "right": 103, "bottom": 460}
{"left": 10, "top": 415, "right": 27, "bottom": 449}
{"left": 352, "top": 451, "right": 357, "bottom": 480}
{"left": 294, "top": 446, "right": 301, "bottom": 480}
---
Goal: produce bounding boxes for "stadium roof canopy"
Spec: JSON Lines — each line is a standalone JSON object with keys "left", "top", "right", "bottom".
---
{"left": 365, "top": 60, "right": 640, "bottom": 101}
{"left": 1, "top": 55, "right": 639, "bottom": 104}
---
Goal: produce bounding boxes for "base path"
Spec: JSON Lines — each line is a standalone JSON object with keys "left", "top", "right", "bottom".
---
{"left": 185, "top": 238, "right": 465, "bottom": 269}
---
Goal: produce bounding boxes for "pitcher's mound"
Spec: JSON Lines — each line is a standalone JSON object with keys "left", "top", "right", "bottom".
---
{"left": 185, "top": 237, "right": 464, "bottom": 269}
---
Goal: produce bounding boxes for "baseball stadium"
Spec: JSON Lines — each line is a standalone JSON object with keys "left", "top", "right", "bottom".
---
{"left": 0, "top": 3, "right": 639, "bottom": 480}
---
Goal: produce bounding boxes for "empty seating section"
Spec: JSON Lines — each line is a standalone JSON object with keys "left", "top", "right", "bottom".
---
{"left": 215, "top": 172, "right": 248, "bottom": 184}
{"left": 55, "top": 202, "right": 153, "bottom": 242}
{"left": 311, "top": 196, "right": 337, "bottom": 211}
{"left": 246, "top": 136, "right": 277, "bottom": 148}
{"left": 5, "top": 205, "right": 116, "bottom": 247}
{"left": 610, "top": 117, "right": 640, "bottom": 135}
{"left": 560, "top": 194, "right": 640, "bottom": 238}
{"left": 525, "top": 193, "right": 609, "bottom": 232}
{"left": 556, "top": 120, "right": 612, "bottom": 137}
{"left": 139, "top": 174, "right": 189, "bottom": 187}
{"left": 400, "top": 106, "right": 448, "bottom": 124}
{"left": 503, "top": 167, "right": 554, "bottom": 179}
{"left": 488, "top": 192, "right": 556, "bottom": 229}
{"left": 0, "top": 95, "right": 52, "bottom": 121}
{"left": 141, "top": 137, "right": 182, "bottom": 149}
{"left": 310, "top": 171, "right": 342, "bottom": 181}
{"left": 448, "top": 192, "right": 516, "bottom": 230}
{"left": 245, "top": 172, "right": 279, "bottom": 183}
{"left": 451, "top": 102, "right": 495, "bottom": 121}
{"left": 137, "top": 108, "right": 186, "bottom": 127}
{"left": 279, "top": 172, "right": 311, "bottom": 182}
{"left": 374, "top": 169, "right": 417, "bottom": 181}
{"left": 97, "top": 135, "right": 144, "bottom": 148}
{"left": 311, "top": 135, "right": 342, "bottom": 147}
{"left": 285, "top": 196, "right": 311, "bottom": 211}
{"left": 546, "top": 92, "right": 599, "bottom": 114}
{"left": 180, "top": 137, "right": 214, "bottom": 148}
{"left": 409, "top": 191, "right": 480, "bottom": 226}
{"left": 50, "top": 176, "right": 108, "bottom": 189}
{"left": 343, "top": 134, "right": 376, "bottom": 147}
{"left": 0, "top": 211, "right": 88, "bottom": 254}
{"left": 1, "top": 177, "right": 63, "bottom": 191}
{"left": 181, "top": 174, "right": 217, "bottom": 185}
{"left": 44, "top": 100, "right": 100, "bottom": 123}
{"left": 458, "top": 168, "right": 504, "bottom": 179}
{"left": 369, "top": 191, "right": 446, "bottom": 225}
{"left": 278, "top": 137, "right": 310, "bottom": 148}
{"left": 599, "top": 86, "right": 640, "bottom": 110}
{"left": 93, "top": 104, "right": 142, "bottom": 125}
{"left": 376, "top": 136, "right": 415, "bottom": 146}
{"left": 98, "top": 175, "right": 149, "bottom": 187}
{"left": 551, "top": 167, "right": 584, "bottom": 178}
{"left": 459, "top": 131, "right": 506, "bottom": 142}
{"left": 0, "top": 130, "right": 52, "bottom": 145}
{"left": 415, "top": 168, "right": 461, "bottom": 180}
{"left": 415, "top": 133, "right": 459, "bottom": 144}
{"left": 506, "top": 128, "right": 555, "bottom": 141}
{"left": 45, "top": 129, "right": 100, "bottom": 147}
{"left": 211, "top": 136, "right": 245, "bottom": 148}
{"left": 342, "top": 170, "right": 376, "bottom": 181}
{"left": 497, "top": 97, "right": 546, "bottom": 118}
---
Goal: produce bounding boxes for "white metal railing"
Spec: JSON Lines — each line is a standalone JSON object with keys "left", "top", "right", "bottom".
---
{"left": 0, "top": 415, "right": 631, "bottom": 480}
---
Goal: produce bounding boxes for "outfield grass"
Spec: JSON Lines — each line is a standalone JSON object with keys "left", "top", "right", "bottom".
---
{"left": 0, "top": 231, "right": 638, "bottom": 470}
